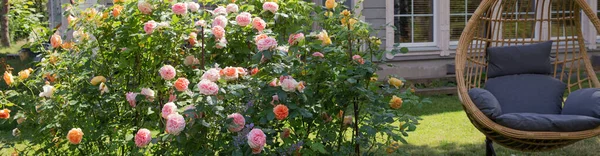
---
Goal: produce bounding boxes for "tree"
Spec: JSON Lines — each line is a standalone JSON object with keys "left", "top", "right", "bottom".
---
{"left": 0, "top": 0, "right": 9, "bottom": 47}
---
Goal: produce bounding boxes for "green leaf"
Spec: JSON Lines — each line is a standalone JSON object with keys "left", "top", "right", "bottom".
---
{"left": 310, "top": 142, "right": 328, "bottom": 154}
{"left": 147, "top": 107, "right": 155, "bottom": 115}
{"left": 5, "top": 102, "right": 14, "bottom": 107}
{"left": 267, "top": 111, "right": 275, "bottom": 121}
{"left": 125, "top": 134, "right": 134, "bottom": 141}
{"left": 400, "top": 47, "right": 409, "bottom": 53}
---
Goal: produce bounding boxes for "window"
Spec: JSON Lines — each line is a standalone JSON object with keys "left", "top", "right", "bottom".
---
{"left": 550, "top": 0, "right": 576, "bottom": 38}
{"left": 449, "top": 0, "right": 481, "bottom": 41}
{"left": 393, "top": 0, "right": 434, "bottom": 44}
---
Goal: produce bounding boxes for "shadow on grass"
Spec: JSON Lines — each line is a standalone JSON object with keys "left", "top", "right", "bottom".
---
{"left": 400, "top": 136, "right": 600, "bottom": 156}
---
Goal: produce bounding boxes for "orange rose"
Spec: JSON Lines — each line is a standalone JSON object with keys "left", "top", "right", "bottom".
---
{"left": 188, "top": 32, "right": 197, "bottom": 46}
{"left": 61, "top": 42, "right": 74, "bottom": 50}
{"left": 0, "top": 109, "right": 11, "bottom": 119}
{"left": 250, "top": 68, "right": 259, "bottom": 75}
{"left": 273, "top": 104, "right": 289, "bottom": 120}
{"left": 67, "top": 128, "right": 84, "bottom": 144}
{"left": 50, "top": 34, "right": 62, "bottom": 48}
{"left": 45, "top": 73, "right": 57, "bottom": 83}
{"left": 3, "top": 71, "right": 13, "bottom": 86}
{"left": 389, "top": 95, "right": 403, "bottom": 109}
{"left": 112, "top": 5, "right": 123, "bottom": 17}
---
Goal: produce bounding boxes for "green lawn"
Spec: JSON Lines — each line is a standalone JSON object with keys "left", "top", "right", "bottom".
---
{"left": 0, "top": 40, "right": 27, "bottom": 54}
{"left": 400, "top": 95, "right": 600, "bottom": 155}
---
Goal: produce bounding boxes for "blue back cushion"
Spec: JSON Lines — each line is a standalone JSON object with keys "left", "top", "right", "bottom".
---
{"left": 563, "top": 88, "right": 600, "bottom": 118}
{"left": 486, "top": 41, "right": 553, "bottom": 78}
{"left": 468, "top": 88, "right": 502, "bottom": 120}
{"left": 484, "top": 74, "right": 566, "bottom": 114}
{"left": 496, "top": 113, "right": 600, "bottom": 132}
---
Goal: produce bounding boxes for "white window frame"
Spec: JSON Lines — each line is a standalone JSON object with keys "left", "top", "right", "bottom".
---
{"left": 386, "top": 0, "right": 449, "bottom": 58}
{"left": 387, "top": 0, "right": 438, "bottom": 47}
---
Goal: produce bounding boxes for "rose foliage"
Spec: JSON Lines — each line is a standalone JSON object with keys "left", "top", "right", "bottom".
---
{"left": 0, "top": 0, "right": 430, "bottom": 155}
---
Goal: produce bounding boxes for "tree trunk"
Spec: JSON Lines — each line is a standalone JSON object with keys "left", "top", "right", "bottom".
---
{"left": 0, "top": 0, "right": 10, "bottom": 47}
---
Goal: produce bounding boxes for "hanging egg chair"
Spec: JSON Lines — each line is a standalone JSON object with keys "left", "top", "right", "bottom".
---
{"left": 456, "top": 0, "right": 600, "bottom": 154}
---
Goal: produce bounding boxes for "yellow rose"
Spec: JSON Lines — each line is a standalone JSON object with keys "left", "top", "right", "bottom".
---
{"left": 3, "top": 71, "right": 13, "bottom": 86}
{"left": 340, "top": 9, "right": 351, "bottom": 16}
{"left": 318, "top": 30, "right": 332, "bottom": 45}
{"left": 389, "top": 95, "right": 403, "bottom": 109}
{"left": 49, "top": 54, "right": 59, "bottom": 65}
{"left": 386, "top": 141, "right": 400, "bottom": 154}
{"left": 388, "top": 77, "right": 403, "bottom": 88}
{"left": 370, "top": 76, "right": 378, "bottom": 82}
{"left": 113, "top": 0, "right": 124, "bottom": 3}
{"left": 61, "top": 42, "right": 74, "bottom": 50}
{"left": 18, "top": 70, "right": 31, "bottom": 80}
{"left": 90, "top": 76, "right": 106, "bottom": 85}
{"left": 325, "top": 0, "right": 337, "bottom": 9}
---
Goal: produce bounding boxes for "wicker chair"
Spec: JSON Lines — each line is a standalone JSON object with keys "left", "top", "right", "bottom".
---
{"left": 456, "top": 0, "right": 600, "bottom": 154}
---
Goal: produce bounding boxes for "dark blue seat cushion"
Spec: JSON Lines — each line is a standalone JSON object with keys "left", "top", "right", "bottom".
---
{"left": 484, "top": 74, "right": 566, "bottom": 114}
{"left": 468, "top": 88, "right": 502, "bottom": 120}
{"left": 496, "top": 113, "right": 600, "bottom": 132}
{"left": 487, "top": 41, "right": 553, "bottom": 78}
{"left": 563, "top": 88, "right": 600, "bottom": 118}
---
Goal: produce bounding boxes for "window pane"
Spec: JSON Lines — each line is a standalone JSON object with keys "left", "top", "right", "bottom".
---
{"left": 413, "top": 0, "right": 433, "bottom": 14}
{"left": 413, "top": 16, "right": 434, "bottom": 42}
{"left": 394, "top": 17, "right": 412, "bottom": 43}
{"left": 394, "top": 0, "right": 434, "bottom": 43}
{"left": 394, "top": 0, "right": 412, "bottom": 15}
{"left": 449, "top": 0, "right": 482, "bottom": 41}
{"left": 450, "top": 16, "right": 466, "bottom": 40}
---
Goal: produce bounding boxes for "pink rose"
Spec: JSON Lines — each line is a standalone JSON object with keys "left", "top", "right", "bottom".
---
{"left": 195, "top": 20, "right": 207, "bottom": 27}
{"left": 271, "top": 94, "right": 279, "bottom": 104}
{"left": 201, "top": 68, "right": 221, "bottom": 82}
{"left": 236, "top": 67, "right": 247, "bottom": 76}
{"left": 263, "top": 2, "right": 279, "bottom": 13}
{"left": 252, "top": 17, "right": 266, "bottom": 32}
{"left": 269, "top": 78, "right": 279, "bottom": 87}
{"left": 257, "top": 37, "right": 277, "bottom": 51}
{"left": 213, "top": 6, "right": 227, "bottom": 16}
{"left": 174, "top": 78, "right": 190, "bottom": 91}
{"left": 137, "top": 1, "right": 153, "bottom": 14}
{"left": 135, "top": 128, "right": 152, "bottom": 148}
{"left": 197, "top": 79, "right": 219, "bottom": 95}
{"left": 172, "top": 3, "right": 187, "bottom": 15}
{"left": 159, "top": 65, "right": 176, "bottom": 80}
{"left": 226, "top": 3, "right": 239, "bottom": 13}
{"left": 281, "top": 78, "right": 299, "bottom": 92}
{"left": 184, "top": 55, "right": 199, "bottom": 66}
{"left": 247, "top": 129, "right": 266, "bottom": 154}
{"left": 161, "top": 102, "right": 178, "bottom": 119}
{"left": 312, "top": 52, "right": 324, "bottom": 58}
{"left": 352, "top": 55, "right": 365, "bottom": 64}
{"left": 187, "top": 2, "right": 199, "bottom": 12}
{"left": 216, "top": 37, "right": 227, "bottom": 49}
{"left": 236, "top": 12, "right": 252, "bottom": 26}
{"left": 211, "top": 26, "right": 225, "bottom": 39}
{"left": 143, "top": 20, "right": 157, "bottom": 34}
{"left": 140, "top": 88, "right": 155, "bottom": 101}
{"left": 126, "top": 92, "right": 138, "bottom": 107}
{"left": 288, "top": 33, "right": 305, "bottom": 45}
{"left": 212, "top": 15, "right": 228, "bottom": 28}
{"left": 166, "top": 113, "right": 185, "bottom": 135}
{"left": 227, "top": 113, "right": 245, "bottom": 132}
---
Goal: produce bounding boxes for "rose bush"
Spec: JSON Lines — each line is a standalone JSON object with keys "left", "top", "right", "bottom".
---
{"left": 0, "top": 0, "right": 428, "bottom": 155}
